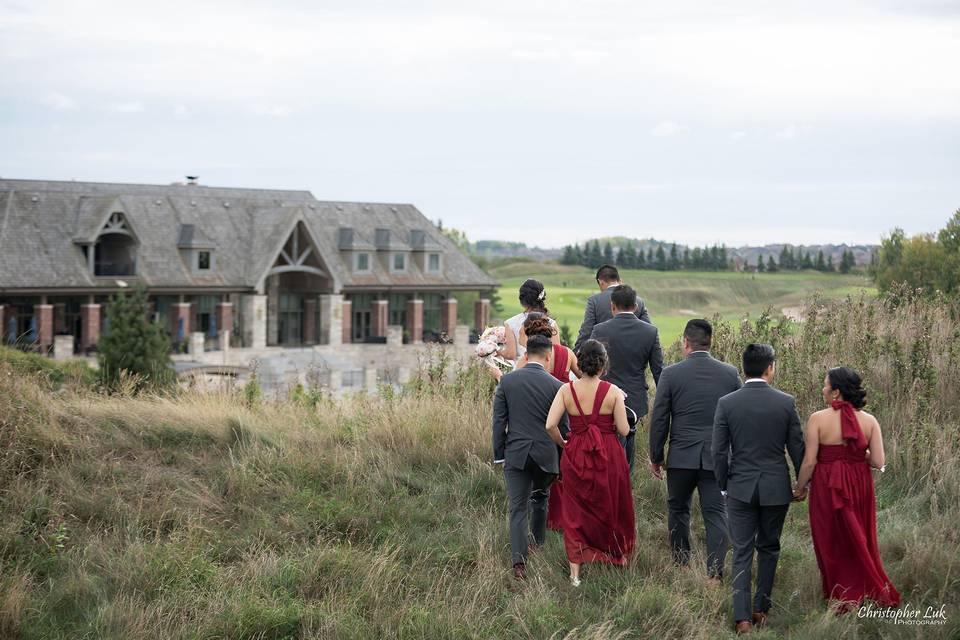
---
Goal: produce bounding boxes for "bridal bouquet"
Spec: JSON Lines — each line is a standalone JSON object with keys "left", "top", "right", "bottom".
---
{"left": 475, "top": 326, "right": 513, "bottom": 371}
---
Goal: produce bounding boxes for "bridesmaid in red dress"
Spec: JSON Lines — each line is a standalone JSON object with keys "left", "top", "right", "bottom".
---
{"left": 793, "top": 367, "right": 901, "bottom": 611}
{"left": 546, "top": 339, "right": 634, "bottom": 586}
{"left": 519, "top": 313, "right": 582, "bottom": 531}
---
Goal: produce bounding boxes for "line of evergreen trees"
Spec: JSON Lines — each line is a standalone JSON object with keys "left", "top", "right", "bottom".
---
{"left": 561, "top": 241, "right": 732, "bottom": 271}
{"left": 768, "top": 246, "right": 857, "bottom": 274}
{"left": 561, "top": 240, "right": 858, "bottom": 274}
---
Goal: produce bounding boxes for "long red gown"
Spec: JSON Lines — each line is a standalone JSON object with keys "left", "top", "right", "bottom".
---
{"left": 547, "top": 344, "right": 570, "bottom": 530}
{"left": 808, "top": 400, "right": 901, "bottom": 609}
{"left": 560, "top": 380, "right": 635, "bottom": 565}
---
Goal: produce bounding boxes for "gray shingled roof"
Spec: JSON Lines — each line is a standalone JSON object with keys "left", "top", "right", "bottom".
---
{"left": 0, "top": 178, "right": 498, "bottom": 293}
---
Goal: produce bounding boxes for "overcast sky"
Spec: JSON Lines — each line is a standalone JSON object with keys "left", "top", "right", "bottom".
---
{"left": 1, "top": 0, "right": 958, "bottom": 248}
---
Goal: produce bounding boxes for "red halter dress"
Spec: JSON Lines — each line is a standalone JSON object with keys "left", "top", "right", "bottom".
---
{"left": 559, "top": 380, "right": 635, "bottom": 565}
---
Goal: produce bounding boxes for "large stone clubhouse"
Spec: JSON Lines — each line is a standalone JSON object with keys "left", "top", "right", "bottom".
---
{"left": 0, "top": 178, "right": 496, "bottom": 359}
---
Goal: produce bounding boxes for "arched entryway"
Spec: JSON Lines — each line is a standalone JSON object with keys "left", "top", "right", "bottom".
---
{"left": 264, "top": 221, "right": 334, "bottom": 346}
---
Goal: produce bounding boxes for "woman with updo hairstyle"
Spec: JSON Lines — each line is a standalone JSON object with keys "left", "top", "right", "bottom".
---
{"left": 499, "top": 279, "right": 560, "bottom": 362}
{"left": 514, "top": 312, "right": 582, "bottom": 381}
{"left": 794, "top": 367, "right": 900, "bottom": 610}
{"left": 546, "top": 339, "right": 635, "bottom": 586}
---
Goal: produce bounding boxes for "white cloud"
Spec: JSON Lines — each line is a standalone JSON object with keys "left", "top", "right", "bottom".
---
{"left": 3, "top": 1, "right": 958, "bottom": 121}
{"left": 253, "top": 105, "right": 293, "bottom": 118}
{"left": 600, "top": 183, "right": 671, "bottom": 192}
{"left": 172, "top": 104, "right": 189, "bottom": 116}
{"left": 41, "top": 91, "right": 76, "bottom": 110}
{"left": 110, "top": 101, "right": 144, "bottom": 113}
{"left": 729, "top": 130, "right": 747, "bottom": 140}
{"left": 650, "top": 121, "right": 690, "bottom": 137}
{"left": 775, "top": 124, "right": 813, "bottom": 140}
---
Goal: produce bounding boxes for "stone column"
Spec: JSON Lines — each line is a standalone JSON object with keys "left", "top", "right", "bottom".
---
{"left": 36, "top": 304, "right": 53, "bottom": 351}
{"left": 341, "top": 299, "right": 353, "bottom": 344}
{"left": 441, "top": 296, "right": 458, "bottom": 337}
{"left": 474, "top": 298, "right": 491, "bottom": 332}
{"left": 172, "top": 302, "right": 191, "bottom": 343}
{"left": 386, "top": 325, "right": 403, "bottom": 347}
{"left": 405, "top": 297, "right": 423, "bottom": 344}
{"left": 241, "top": 294, "right": 267, "bottom": 349}
{"left": 371, "top": 298, "right": 388, "bottom": 338}
{"left": 318, "top": 294, "right": 343, "bottom": 346}
{"left": 54, "top": 335, "right": 74, "bottom": 361}
{"left": 80, "top": 303, "right": 101, "bottom": 350}
{"left": 303, "top": 297, "right": 317, "bottom": 344}
{"left": 189, "top": 331, "right": 205, "bottom": 355}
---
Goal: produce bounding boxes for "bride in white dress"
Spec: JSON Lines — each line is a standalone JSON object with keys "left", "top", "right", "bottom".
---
{"left": 499, "top": 279, "right": 560, "bottom": 362}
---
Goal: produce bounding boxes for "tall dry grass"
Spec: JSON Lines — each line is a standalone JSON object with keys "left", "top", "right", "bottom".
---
{"left": 0, "top": 291, "right": 957, "bottom": 638}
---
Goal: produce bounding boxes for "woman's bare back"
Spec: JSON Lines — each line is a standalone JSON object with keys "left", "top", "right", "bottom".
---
{"left": 563, "top": 378, "right": 619, "bottom": 416}
{"left": 812, "top": 407, "right": 876, "bottom": 444}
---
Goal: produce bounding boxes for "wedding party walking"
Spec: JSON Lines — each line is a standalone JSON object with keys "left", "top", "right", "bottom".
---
{"left": 486, "top": 270, "right": 902, "bottom": 633}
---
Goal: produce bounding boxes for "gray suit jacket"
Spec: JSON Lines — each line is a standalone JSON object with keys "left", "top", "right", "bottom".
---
{"left": 712, "top": 381, "right": 805, "bottom": 505}
{"left": 649, "top": 352, "right": 742, "bottom": 470}
{"left": 589, "top": 314, "right": 663, "bottom": 418}
{"left": 492, "top": 363, "right": 568, "bottom": 473}
{"left": 574, "top": 286, "right": 651, "bottom": 353}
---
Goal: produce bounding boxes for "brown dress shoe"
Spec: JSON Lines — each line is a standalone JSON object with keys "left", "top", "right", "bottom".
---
{"left": 735, "top": 620, "right": 753, "bottom": 634}
{"left": 513, "top": 563, "right": 526, "bottom": 580}
{"left": 752, "top": 612, "right": 767, "bottom": 627}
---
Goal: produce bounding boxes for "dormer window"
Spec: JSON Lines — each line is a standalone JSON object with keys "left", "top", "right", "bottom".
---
{"left": 355, "top": 252, "right": 371, "bottom": 273}
{"left": 177, "top": 224, "right": 218, "bottom": 275}
{"left": 92, "top": 211, "right": 138, "bottom": 276}
{"left": 392, "top": 252, "right": 407, "bottom": 273}
{"left": 428, "top": 253, "right": 441, "bottom": 273}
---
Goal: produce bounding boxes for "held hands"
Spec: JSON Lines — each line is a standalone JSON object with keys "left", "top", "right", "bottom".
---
{"left": 648, "top": 460, "right": 663, "bottom": 480}
{"left": 792, "top": 484, "right": 808, "bottom": 502}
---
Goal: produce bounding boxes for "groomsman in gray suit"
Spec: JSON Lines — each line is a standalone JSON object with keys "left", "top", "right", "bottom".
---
{"left": 649, "top": 319, "right": 741, "bottom": 582}
{"left": 590, "top": 284, "right": 663, "bottom": 472}
{"left": 574, "top": 264, "right": 651, "bottom": 353}
{"left": 492, "top": 334, "right": 569, "bottom": 580}
{"left": 712, "top": 344, "right": 804, "bottom": 634}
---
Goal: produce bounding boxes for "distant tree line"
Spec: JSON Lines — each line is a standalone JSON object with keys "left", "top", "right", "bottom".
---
{"left": 562, "top": 240, "right": 858, "bottom": 274}
{"left": 872, "top": 209, "right": 960, "bottom": 296}
{"left": 561, "top": 240, "right": 731, "bottom": 271}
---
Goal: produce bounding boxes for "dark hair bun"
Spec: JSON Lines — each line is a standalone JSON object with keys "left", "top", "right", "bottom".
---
{"left": 828, "top": 367, "right": 867, "bottom": 409}
{"left": 518, "top": 279, "right": 548, "bottom": 314}
{"left": 522, "top": 312, "right": 554, "bottom": 339}
{"left": 578, "top": 339, "right": 608, "bottom": 377}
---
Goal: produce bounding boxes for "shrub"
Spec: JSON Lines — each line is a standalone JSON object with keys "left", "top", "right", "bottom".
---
{"left": 98, "top": 284, "right": 174, "bottom": 392}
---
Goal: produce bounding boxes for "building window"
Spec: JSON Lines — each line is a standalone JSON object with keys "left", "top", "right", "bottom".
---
{"left": 355, "top": 252, "right": 370, "bottom": 272}
{"left": 392, "top": 253, "right": 406, "bottom": 272}
{"left": 198, "top": 251, "right": 211, "bottom": 270}
{"left": 428, "top": 253, "right": 441, "bottom": 273}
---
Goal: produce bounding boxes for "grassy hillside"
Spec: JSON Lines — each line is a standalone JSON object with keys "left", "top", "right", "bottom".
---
{"left": 0, "top": 293, "right": 957, "bottom": 639}
{"left": 491, "top": 264, "right": 874, "bottom": 343}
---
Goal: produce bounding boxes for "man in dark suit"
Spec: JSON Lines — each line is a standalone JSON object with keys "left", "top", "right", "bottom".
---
{"left": 589, "top": 284, "right": 663, "bottom": 473}
{"left": 574, "top": 264, "right": 651, "bottom": 353}
{"left": 492, "top": 334, "right": 569, "bottom": 580}
{"left": 649, "top": 319, "right": 741, "bottom": 583}
{"left": 712, "top": 344, "right": 804, "bottom": 634}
